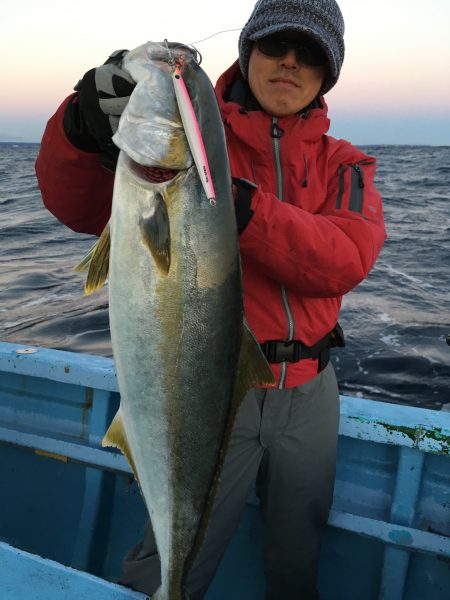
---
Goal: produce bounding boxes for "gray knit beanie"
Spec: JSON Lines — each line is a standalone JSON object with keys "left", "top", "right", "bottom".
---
{"left": 239, "top": 0, "right": 345, "bottom": 95}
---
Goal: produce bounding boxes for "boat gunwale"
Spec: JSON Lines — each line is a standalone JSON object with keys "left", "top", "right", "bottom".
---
{"left": 1, "top": 341, "right": 449, "bottom": 456}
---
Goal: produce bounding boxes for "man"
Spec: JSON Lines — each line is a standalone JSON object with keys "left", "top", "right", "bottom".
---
{"left": 36, "top": 0, "right": 386, "bottom": 598}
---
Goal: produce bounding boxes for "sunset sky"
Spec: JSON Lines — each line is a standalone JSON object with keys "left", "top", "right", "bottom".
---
{"left": 1, "top": 0, "right": 449, "bottom": 144}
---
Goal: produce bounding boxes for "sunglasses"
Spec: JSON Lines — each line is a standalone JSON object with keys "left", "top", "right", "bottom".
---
{"left": 255, "top": 35, "right": 327, "bottom": 68}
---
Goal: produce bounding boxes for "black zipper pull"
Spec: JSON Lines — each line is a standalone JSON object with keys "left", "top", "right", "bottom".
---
{"left": 352, "top": 164, "right": 365, "bottom": 188}
{"left": 302, "top": 153, "right": 309, "bottom": 188}
{"left": 270, "top": 122, "right": 284, "bottom": 138}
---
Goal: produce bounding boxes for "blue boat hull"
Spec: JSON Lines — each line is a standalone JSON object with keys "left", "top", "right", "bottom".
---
{"left": 0, "top": 342, "right": 449, "bottom": 599}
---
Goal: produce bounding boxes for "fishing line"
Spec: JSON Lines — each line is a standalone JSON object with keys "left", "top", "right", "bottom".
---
{"left": 168, "top": 28, "right": 242, "bottom": 66}
{"left": 189, "top": 28, "right": 242, "bottom": 45}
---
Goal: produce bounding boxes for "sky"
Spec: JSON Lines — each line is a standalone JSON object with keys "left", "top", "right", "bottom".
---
{"left": 1, "top": 0, "right": 449, "bottom": 145}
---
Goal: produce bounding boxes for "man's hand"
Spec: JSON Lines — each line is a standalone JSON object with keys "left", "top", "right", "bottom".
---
{"left": 64, "top": 50, "right": 136, "bottom": 171}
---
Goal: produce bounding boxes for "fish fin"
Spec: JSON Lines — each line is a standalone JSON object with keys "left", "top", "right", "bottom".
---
{"left": 139, "top": 193, "right": 170, "bottom": 275}
{"left": 102, "top": 407, "right": 138, "bottom": 479}
{"left": 235, "top": 320, "right": 276, "bottom": 401}
{"left": 73, "top": 246, "right": 95, "bottom": 273}
{"left": 74, "top": 224, "right": 111, "bottom": 295}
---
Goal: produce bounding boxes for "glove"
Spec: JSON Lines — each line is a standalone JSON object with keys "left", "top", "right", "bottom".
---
{"left": 63, "top": 50, "right": 136, "bottom": 171}
{"left": 232, "top": 178, "right": 257, "bottom": 234}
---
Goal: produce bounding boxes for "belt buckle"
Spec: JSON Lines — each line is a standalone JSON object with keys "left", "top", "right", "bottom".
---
{"left": 266, "top": 340, "right": 299, "bottom": 363}
{"left": 279, "top": 340, "right": 300, "bottom": 363}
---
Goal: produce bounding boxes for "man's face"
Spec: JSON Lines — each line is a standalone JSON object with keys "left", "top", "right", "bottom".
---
{"left": 248, "top": 34, "right": 327, "bottom": 117}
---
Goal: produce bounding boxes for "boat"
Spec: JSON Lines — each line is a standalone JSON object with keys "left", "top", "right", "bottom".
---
{"left": 0, "top": 340, "right": 449, "bottom": 599}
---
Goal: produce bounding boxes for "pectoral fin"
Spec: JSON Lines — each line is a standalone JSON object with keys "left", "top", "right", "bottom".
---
{"left": 102, "top": 407, "right": 138, "bottom": 480}
{"left": 234, "top": 320, "right": 276, "bottom": 403}
{"left": 139, "top": 193, "right": 170, "bottom": 275}
{"left": 74, "top": 223, "right": 110, "bottom": 295}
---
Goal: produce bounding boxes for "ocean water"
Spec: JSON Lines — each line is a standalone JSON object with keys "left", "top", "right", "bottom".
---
{"left": 1, "top": 142, "right": 449, "bottom": 410}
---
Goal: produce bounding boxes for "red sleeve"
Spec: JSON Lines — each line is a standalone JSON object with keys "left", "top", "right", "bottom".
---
{"left": 35, "top": 95, "right": 113, "bottom": 236}
{"left": 238, "top": 157, "right": 387, "bottom": 298}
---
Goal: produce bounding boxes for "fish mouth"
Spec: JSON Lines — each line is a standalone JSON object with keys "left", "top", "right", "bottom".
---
{"left": 149, "top": 41, "right": 200, "bottom": 68}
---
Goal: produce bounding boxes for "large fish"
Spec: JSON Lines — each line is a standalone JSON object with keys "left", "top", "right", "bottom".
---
{"left": 77, "top": 41, "right": 275, "bottom": 600}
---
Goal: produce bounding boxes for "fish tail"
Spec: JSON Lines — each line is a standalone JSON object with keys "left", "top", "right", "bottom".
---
{"left": 150, "top": 586, "right": 164, "bottom": 600}
{"left": 149, "top": 584, "right": 189, "bottom": 600}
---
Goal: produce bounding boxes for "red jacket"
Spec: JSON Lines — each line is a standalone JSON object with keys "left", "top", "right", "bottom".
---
{"left": 36, "top": 61, "right": 386, "bottom": 388}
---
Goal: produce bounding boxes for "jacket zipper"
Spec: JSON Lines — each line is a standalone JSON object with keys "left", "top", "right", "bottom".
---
{"left": 271, "top": 117, "right": 295, "bottom": 389}
{"left": 349, "top": 161, "right": 375, "bottom": 213}
{"left": 351, "top": 163, "right": 364, "bottom": 188}
{"left": 351, "top": 160, "right": 375, "bottom": 186}
{"left": 336, "top": 161, "right": 375, "bottom": 212}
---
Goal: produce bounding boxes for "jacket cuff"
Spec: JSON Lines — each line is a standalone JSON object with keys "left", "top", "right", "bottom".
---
{"left": 63, "top": 93, "right": 101, "bottom": 153}
{"left": 232, "top": 177, "right": 257, "bottom": 234}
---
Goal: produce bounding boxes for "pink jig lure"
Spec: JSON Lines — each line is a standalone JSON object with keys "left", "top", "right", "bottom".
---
{"left": 169, "top": 50, "right": 216, "bottom": 206}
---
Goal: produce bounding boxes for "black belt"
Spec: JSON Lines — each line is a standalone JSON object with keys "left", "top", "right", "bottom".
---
{"left": 260, "top": 324, "right": 345, "bottom": 373}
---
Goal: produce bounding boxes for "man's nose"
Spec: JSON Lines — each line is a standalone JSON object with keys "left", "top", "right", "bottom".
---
{"left": 279, "top": 48, "right": 298, "bottom": 68}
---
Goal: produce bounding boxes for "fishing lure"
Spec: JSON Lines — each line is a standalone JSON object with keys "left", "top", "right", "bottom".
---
{"left": 165, "top": 40, "right": 216, "bottom": 205}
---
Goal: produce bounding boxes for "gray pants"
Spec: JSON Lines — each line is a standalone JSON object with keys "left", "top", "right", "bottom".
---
{"left": 120, "top": 363, "right": 340, "bottom": 600}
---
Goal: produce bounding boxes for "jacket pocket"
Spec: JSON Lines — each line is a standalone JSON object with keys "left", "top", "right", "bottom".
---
{"left": 336, "top": 161, "right": 375, "bottom": 215}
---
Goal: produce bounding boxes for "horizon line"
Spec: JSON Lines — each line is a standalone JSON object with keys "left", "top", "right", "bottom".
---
{"left": 1, "top": 140, "right": 449, "bottom": 149}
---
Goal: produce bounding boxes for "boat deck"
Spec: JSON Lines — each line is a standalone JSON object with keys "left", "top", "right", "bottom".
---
{"left": 0, "top": 541, "right": 146, "bottom": 600}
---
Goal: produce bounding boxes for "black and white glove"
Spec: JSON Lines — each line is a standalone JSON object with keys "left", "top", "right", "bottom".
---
{"left": 63, "top": 49, "right": 136, "bottom": 171}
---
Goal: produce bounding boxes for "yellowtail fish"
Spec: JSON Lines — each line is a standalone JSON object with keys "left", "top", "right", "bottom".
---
{"left": 76, "top": 40, "right": 274, "bottom": 600}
